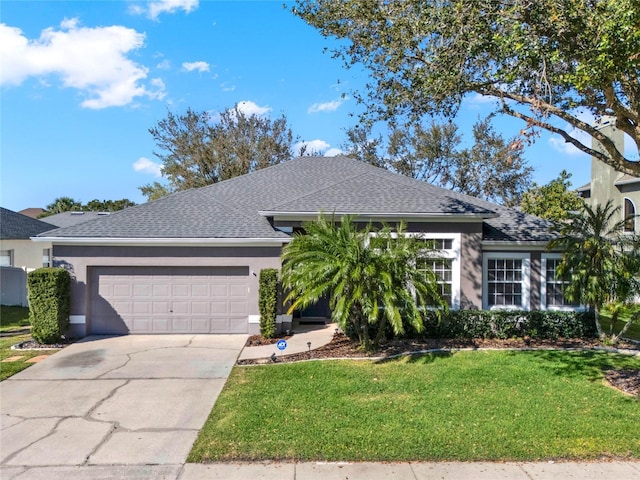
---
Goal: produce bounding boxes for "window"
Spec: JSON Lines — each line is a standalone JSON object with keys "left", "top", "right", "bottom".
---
{"left": 418, "top": 257, "right": 453, "bottom": 306}
{"left": 0, "top": 250, "right": 12, "bottom": 267}
{"left": 42, "top": 249, "right": 51, "bottom": 268}
{"left": 624, "top": 198, "right": 636, "bottom": 233}
{"left": 483, "top": 253, "right": 530, "bottom": 310}
{"left": 369, "top": 232, "right": 461, "bottom": 309}
{"left": 541, "top": 254, "right": 581, "bottom": 310}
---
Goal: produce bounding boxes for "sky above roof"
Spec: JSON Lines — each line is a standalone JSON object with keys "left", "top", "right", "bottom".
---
{"left": 1, "top": 0, "right": 632, "bottom": 212}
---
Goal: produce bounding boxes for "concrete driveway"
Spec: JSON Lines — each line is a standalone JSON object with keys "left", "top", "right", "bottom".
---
{"left": 1, "top": 334, "right": 246, "bottom": 479}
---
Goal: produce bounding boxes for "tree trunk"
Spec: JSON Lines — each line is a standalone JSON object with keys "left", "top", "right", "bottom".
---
{"left": 373, "top": 314, "right": 388, "bottom": 348}
{"left": 594, "top": 306, "right": 604, "bottom": 340}
{"left": 611, "top": 311, "right": 639, "bottom": 345}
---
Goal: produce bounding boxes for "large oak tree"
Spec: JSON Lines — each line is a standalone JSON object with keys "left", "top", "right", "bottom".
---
{"left": 141, "top": 105, "right": 298, "bottom": 200}
{"left": 294, "top": 0, "right": 640, "bottom": 175}
{"left": 342, "top": 118, "right": 533, "bottom": 206}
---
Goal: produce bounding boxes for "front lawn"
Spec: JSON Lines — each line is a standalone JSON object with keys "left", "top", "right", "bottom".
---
{"left": 189, "top": 350, "right": 640, "bottom": 462}
{"left": 0, "top": 334, "right": 58, "bottom": 381}
{"left": 0, "top": 305, "right": 30, "bottom": 333}
{"left": 601, "top": 305, "right": 640, "bottom": 341}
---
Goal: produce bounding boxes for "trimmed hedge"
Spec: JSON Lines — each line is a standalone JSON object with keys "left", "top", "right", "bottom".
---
{"left": 347, "top": 309, "right": 597, "bottom": 342}
{"left": 421, "top": 310, "right": 597, "bottom": 340}
{"left": 27, "top": 268, "right": 71, "bottom": 344}
{"left": 258, "top": 268, "right": 279, "bottom": 338}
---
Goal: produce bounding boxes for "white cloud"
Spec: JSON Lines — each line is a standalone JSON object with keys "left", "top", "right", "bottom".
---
{"left": 133, "top": 157, "right": 162, "bottom": 176}
{"left": 156, "top": 59, "right": 171, "bottom": 70}
{"left": 466, "top": 92, "right": 500, "bottom": 107}
{"left": 0, "top": 19, "right": 165, "bottom": 109}
{"left": 324, "top": 148, "right": 343, "bottom": 157}
{"left": 294, "top": 140, "right": 330, "bottom": 156}
{"left": 220, "top": 82, "right": 235, "bottom": 92}
{"left": 137, "top": 0, "right": 199, "bottom": 20}
{"left": 308, "top": 99, "right": 343, "bottom": 113}
{"left": 182, "top": 61, "right": 209, "bottom": 72}
{"left": 548, "top": 110, "right": 595, "bottom": 157}
{"left": 235, "top": 100, "right": 270, "bottom": 116}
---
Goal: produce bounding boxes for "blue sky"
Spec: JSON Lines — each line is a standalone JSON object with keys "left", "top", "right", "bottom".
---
{"left": 0, "top": 0, "right": 608, "bottom": 212}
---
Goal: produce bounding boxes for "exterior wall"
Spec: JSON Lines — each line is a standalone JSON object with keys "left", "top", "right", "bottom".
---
{"left": 0, "top": 239, "right": 52, "bottom": 271}
{"left": 276, "top": 219, "right": 486, "bottom": 310}
{"left": 53, "top": 244, "right": 283, "bottom": 337}
{"left": 586, "top": 119, "right": 640, "bottom": 233}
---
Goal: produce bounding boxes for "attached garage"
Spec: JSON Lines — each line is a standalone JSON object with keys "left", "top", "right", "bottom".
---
{"left": 89, "top": 266, "right": 250, "bottom": 335}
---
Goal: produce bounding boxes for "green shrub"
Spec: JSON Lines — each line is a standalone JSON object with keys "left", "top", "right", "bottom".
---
{"left": 421, "top": 309, "right": 596, "bottom": 340}
{"left": 27, "top": 268, "right": 70, "bottom": 344}
{"left": 258, "top": 269, "right": 279, "bottom": 338}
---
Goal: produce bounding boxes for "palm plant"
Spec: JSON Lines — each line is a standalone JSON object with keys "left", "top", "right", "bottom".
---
{"left": 281, "top": 216, "right": 446, "bottom": 350}
{"left": 548, "top": 200, "right": 640, "bottom": 343}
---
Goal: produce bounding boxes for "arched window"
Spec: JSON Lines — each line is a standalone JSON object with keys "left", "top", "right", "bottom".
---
{"left": 624, "top": 198, "right": 636, "bottom": 232}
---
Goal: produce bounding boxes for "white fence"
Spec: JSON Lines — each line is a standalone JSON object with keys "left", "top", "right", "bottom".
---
{"left": 0, "top": 266, "right": 28, "bottom": 307}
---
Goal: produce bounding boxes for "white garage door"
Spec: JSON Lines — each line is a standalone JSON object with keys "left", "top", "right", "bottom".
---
{"left": 89, "top": 266, "right": 250, "bottom": 334}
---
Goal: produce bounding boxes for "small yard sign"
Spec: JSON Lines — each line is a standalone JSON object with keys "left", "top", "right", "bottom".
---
{"left": 276, "top": 339, "right": 287, "bottom": 351}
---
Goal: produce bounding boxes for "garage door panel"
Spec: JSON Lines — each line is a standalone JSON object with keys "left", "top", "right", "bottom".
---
{"left": 90, "top": 266, "right": 250, "bottom": 334}
{"left": 132, "top": 284, "right": 152, "bottom": 296}
{"left": 191, "top": 318, "right": 210, "bottom": 332}
{"left": 153, "top": 284, "right": 170, "bottom": 296}
{"left": 172, "top": 301, "right": 189, "bottom": 314}
{"left": 152, "top": 301, "right": 170, "bottom": 314}
{"left": 191, "top": 302, "right": 209, "bottom": 314}
{"left": 191, "top": 284, "right": 209, "bottom": 296}
{"left": 230, "top": 302, "right": 248, "bottom": 314}
{"left": 132, "top": 318, "right": 151, "bottom": 333}
{"left": 171, "top": 317, "right": 190, "bottom": 333}
{"left": 133, "top": 301, "right": 151, "bottom": 314}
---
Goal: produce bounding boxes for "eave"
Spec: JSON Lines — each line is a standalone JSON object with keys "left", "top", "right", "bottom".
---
{"left": 31, "top": 237, "right": 291, "bottom": 247}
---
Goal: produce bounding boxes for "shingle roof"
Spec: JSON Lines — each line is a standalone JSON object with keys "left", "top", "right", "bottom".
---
{"left": 39, "top": 156, "right": 551, "bottom": 242}
{"left": 43, "top": 211, "right": 112, "bottom": 228}
{"left": 1, "top": 208, "right": 57, "bottom": 239}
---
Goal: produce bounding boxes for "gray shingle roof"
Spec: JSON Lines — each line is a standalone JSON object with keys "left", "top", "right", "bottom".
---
{"left": 40, "top": 156, "right": 551, "bottom": 242}
{"left": 43, "top": 211, "right": 112, "bottom": 228}
{"left": 1, "top": 208, "right": 57, "bottom": 239}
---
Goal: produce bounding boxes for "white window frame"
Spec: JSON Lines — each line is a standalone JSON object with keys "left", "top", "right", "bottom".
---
{"left": 541, "top": 253, "right": 584, "bottom": 311}
{"left": 623, "top": 197, "right": 636, "bottom": 233}
{"left": 42, "top": 248, "right": 52, "bottom": 268}
{"left": 483, "top": 252, "right": 530, "bottom": 311}
{"left": 368, "top": 232, "right": 461, "bottom": 309}
{"left": 0, "top": 249, "right": 13, "bottom": 267}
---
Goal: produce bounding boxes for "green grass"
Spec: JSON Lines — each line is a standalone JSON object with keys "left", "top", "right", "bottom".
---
{"left": 0, "top": 334, "right": 58, "bottom": 381}
{"left": 0, "top": 306, "right": 30, "bottom": 333}
{"left": 189, "top": 351, "right": 640, "bottom": 463}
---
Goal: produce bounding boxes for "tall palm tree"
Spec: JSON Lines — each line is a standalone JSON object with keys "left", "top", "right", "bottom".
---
{"left": 548, "top": 200, "right": 640, "bottom": 342}
{"left": 43, "top": 196, "right": 82, "bottom": 216}
{"left": 281, "top": 216, "right": 446, "bottom": 350}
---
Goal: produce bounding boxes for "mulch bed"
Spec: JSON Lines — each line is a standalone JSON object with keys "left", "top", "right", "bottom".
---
{"left": 11, "top": 339, "right": 74, "bottom": 350}
{"left": 245, "top": 334, "right": 293, "bottom": 347}
{"left": 239, "top": 333, "right": 640, "bottom": 397}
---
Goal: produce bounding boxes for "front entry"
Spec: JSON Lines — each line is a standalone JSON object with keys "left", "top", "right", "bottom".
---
{"left": 300, "top": 294, "right": 330, "bottom": 321}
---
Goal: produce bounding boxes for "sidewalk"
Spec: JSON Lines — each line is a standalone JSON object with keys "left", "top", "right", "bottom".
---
{"left": 178, "top": 461, "right": 640, "bottom": 479}
{"left": 238, "top": 322, "right": 337, "bottom": 360}
{"left": 7, "top": 460, "right": 635, "bottom": 479}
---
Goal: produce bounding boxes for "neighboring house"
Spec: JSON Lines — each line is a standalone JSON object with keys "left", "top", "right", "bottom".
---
{"left": 577, "top": 118, "right": 640, "bottom": 234}
{"left": 43, "top": 211, "right": 111, "bottom": 228}
{"left": 18, "top": 207, "right": 46, "bottom": 219}
{"left": 0, "top": 208, "right": 57, "bottom": 306}
{"left": 34, "top": 156, "right": 568, "bottom": 338}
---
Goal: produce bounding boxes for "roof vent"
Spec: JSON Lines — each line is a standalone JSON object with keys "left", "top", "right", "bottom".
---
{"left": 70, "top": 212, "right": 85, "bottom": 216}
